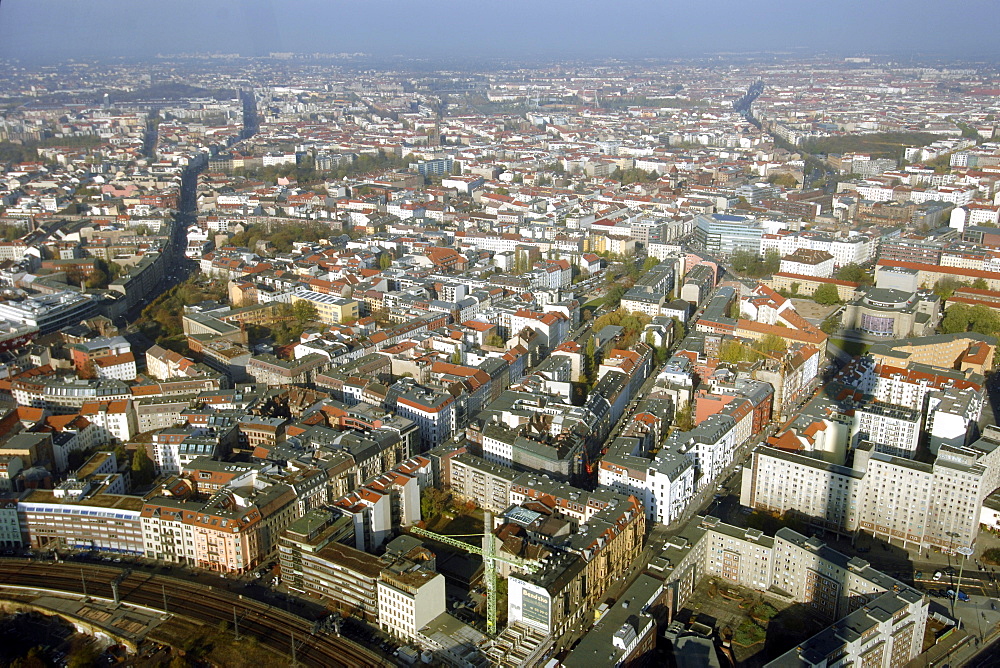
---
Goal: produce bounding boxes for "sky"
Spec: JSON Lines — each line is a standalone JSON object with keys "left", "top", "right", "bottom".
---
{"left": 1, "top": 0, "right": 998, "bottom": 63}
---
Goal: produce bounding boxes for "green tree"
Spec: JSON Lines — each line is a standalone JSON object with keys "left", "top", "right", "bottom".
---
{"left": 762, "top": 249, "right": 781, "bottom": 275}
{"left": 820, "top": 312, "right": 841, "bottom": 335}
{"left": 972, "top": 278, "right": 989, "bottom": 290}
{"left": 672, "top": 316, "right": 686, "bottom": 343}
{"left": 933, "top": 276, "right": 967, "bottom": 301}
{"left": 983, "top": 547, "right": 1000, "bottom": 565}
{"left": 730, "top": 249, "right": 756, "bottom": 274}
{"left": 674, "top": 401, "right": 694, "bottom": 431}
{"left": 169, "top": 656, "right": 192, "bottom": 668}
{"left": 379, "top": 253, "right": 392, "bottom": 270}
{"left": 721, "top": 341, "right": 742, "bottom": 363}
{"left": 591, "top": 307, "right": 652, "bottom": 348}
{"left": 10, "top": 646, "right": 47, "bottom": 668}
{"left": 812, "top": 283, "right": 842, "bottom": 305}
{"left": 421, "top": 487, "right": 452, "bottom": 519}
{"left": 513, "top": 250, "right": 532, "bottom": 275}
{"left": 939, "top": 303, "right": 1000, "bottom": 336}
{"left": 292, "top": 300, "right": 319, "bottom": 324}
{"left": 485, "top": 333, "right": 505, "bottom": 348}
{"left": 66, "top": 645, "right": 101, "bottom": 668}
{"left": 758, "top": 333, "right": 787, "bottom": 355}
{"left": 79, "top": 359, "right": 97, "bottom": 380}
{"left": 605, "top": 283, "right": 626, "bottom": 310}
{"left": 132, "top": 446, "right": 155, "bottom": 485}
{"left": 836, "top": 263, "right": 874, "bottom": 285}
{"left": 767, "top": 172, "right": 799, "bottom": 188}
{"left": 730, "top": 249, "right": 778, "bottom": 278}
{"left": 582, "top": 336, "right": 600, "bottom": 385}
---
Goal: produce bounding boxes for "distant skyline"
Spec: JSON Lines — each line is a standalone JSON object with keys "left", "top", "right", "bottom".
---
{"left": 2, "top": 0, "right": 999, "bottom": 64}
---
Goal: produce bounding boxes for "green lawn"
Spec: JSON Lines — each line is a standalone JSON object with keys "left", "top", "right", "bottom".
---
{"left": 828, "top": 338, "right": 870, "bottom": 358}
{"left": 583, "top": 298, "right": 605, "bottom": 311}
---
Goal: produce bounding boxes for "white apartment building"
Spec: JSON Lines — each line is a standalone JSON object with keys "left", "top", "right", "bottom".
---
{"left": 767, "top": 534, "right": 927, "bottom": 667}
{"left": 141, "top": 498, "right": 199, "bottom": 565}
{"left": 659, "top": 517, "right": 928, "bottom": 668}
{"left": 926, "top": 388, "right": 982, "bottom": 452}
{"left": 93, "top": 353, "right": 137, "bottom": 381}
{"left": 661, "top": 413, "right": 739, "bottom": 490}
{"left": 741, "top": 447, "right": 862, "bottom": 532}
{"left": 760, "top": 233, "right": 871, "bottom": 268}
{"left": 80, "top": 400, "right": 138, "bottom": 443}
{"left": 393, "top": 387, "right": 455, "bottom": 451}
{"left": 742, "top": 426, "right": 1000, "bottom": 553}
{"left": 448, "top": 452, "right": 517, "bottom": 513}
{"left": 852, "top": 402, "right": 921, "bottom": 458}
{"left": 377, "top": 569, "right": 446, "bottom": 642}
{"left": 599, "top": 451, "right": 695, "bottom": 525}
{"left": 855, "top": 360, "right": 984, "bottom": 415}
{"left": 779, "top": 249, "right": 835, "bottom": 279}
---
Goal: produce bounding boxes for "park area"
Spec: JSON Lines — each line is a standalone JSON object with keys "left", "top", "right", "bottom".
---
{"left": 675, "top": 578, "right": 828, "bottom": 666}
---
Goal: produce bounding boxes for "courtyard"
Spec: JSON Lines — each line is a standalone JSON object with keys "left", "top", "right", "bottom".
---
{"left": 674, "top": 578, "right": 829, "bottom": 666}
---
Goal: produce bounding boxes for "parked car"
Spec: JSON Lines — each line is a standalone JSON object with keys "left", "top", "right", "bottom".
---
{"left": 946, "top": 589, "right": 970, "bottom": 602}
{"left": 933, "top": 571, "right": 943, "bottom": 581}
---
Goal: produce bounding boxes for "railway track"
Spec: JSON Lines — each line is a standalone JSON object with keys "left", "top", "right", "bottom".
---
{"left": 0, "top": 560, "right": 391, "bottom": 667}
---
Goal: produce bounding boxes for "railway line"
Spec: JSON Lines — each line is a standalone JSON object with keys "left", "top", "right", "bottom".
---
{"left": 0, "top": 560, "right": 391, "bottom": 668}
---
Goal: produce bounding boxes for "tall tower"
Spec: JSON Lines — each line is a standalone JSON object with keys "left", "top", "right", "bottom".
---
{"left": 429, "top": 116, "right": 441, "bottom": 147}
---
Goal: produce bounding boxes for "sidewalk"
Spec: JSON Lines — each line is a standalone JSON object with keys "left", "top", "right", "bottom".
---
{"left": 913, "top": 595, "right": 1000, "bottom": 667}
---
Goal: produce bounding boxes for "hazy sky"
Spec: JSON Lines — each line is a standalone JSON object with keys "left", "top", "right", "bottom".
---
{"left": 1, "top": 0, "right": 998, "bottom": 63}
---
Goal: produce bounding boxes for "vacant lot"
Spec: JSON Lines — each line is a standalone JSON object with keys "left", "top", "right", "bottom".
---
{"left": 789, "top": 299, "right": 838, "bottom": 325}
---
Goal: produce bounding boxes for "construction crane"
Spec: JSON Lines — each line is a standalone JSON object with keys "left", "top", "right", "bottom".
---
{"left": 410, "top": 511, "right": 538, "bottom": 636}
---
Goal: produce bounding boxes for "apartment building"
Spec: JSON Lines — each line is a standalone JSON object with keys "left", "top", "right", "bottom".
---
{"left": 447, "top": 451, "right": 518, "bottom": 513}
{"left": 12, "top": 377, "right": 131, "bottom": 414}
{"left": 392, "top": 385, "right": 455, "bottom": 451}
{"left": 505, "top": 479, "right": 645, "bottom": 639}
{"left": 851, "top": 402, "right": 921, "bottom": 458}
{"left": 779, "top": 248, "right": 835, "bottom": 278}
{"left": 247, "top": 353, "right": 328, "bottom": 387}
{"left": 280, "top": 511, "right": 381, "bottom": 621}
{"left": 598, "top": 437, "right": 695, "bottom": 525}
{"left": 79, "top": 399, "right": 138, "bottom": 443}
{"left": 377, "top": 562, "right": 446, "bottom": 641}
{"left": 742, "top": 426, "right": 1000, "bottom": 553}
{"left": 140, "top": 497, "right": 200, "bottom": 565}
{"left": 652, "top": 516, "right": 928, "bottom": 668}
{"left": 290, "top": 289, "right": 359, "bottom": 325}
{"left": 21, "top": 489, "right": 144, "bottom": 554}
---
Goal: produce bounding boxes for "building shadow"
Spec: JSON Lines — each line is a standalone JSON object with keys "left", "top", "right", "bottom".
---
{"left": 762, "top": 601, "right": 830, "bottom": 663}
